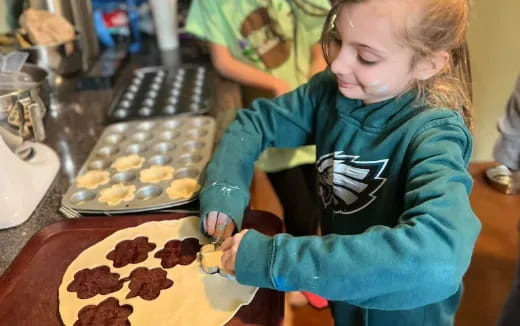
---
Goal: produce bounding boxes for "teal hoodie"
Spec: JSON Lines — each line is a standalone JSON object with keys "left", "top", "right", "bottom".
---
{"left": 200, "top": 70, "right": 481, "bottom": 326}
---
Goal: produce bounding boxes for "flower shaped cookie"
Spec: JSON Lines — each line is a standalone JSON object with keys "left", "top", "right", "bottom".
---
{"left": 139, "top": 165, "right": 175, "bottom": 183}
{"left": 98, "top": 183, "right": 136, "bottom": 206}
{"left": 110, "top": 154, "right": 145, "bottom": 172}
{"left": 75, "top": 170, "right": 110, "bottom": 189}
{"left": 165, "top": 178, "right": 201, "bottom": 200}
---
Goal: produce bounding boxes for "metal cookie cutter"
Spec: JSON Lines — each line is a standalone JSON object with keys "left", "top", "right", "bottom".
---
{"left": 199, "top": 243, "right": 236, "bottom": 280}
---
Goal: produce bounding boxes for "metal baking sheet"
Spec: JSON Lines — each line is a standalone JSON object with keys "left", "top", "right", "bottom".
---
{"left": 61, "top": 116, "right": 215, "bottom": 214}
{"left": 106, "top": 65, "right": 213, "bottom": 123}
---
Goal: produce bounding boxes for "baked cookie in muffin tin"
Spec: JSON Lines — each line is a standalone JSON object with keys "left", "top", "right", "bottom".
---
{"left": 62, "top": 116, "right": 215, "bottom": 214}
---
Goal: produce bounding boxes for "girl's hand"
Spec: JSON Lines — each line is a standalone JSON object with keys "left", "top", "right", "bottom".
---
{"left": 203, "top": 211, "right": 235, "bottom": 242}
{"left": 220, "top": 229, "right": 249, "bottom": 275}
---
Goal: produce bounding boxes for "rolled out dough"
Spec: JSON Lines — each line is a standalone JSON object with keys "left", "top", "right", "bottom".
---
{"left": 58, "top": 217, "right": 257, "bottom": 326}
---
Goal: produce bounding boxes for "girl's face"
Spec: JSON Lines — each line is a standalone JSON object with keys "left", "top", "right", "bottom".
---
{"left": 329, "top": 0, "right": 418, "bottom": 104}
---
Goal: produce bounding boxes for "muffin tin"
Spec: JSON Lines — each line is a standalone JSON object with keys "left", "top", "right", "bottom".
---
{"left": 106, "top": 65, "right": 213, "bottom": 123}
{"left": 61, "top": 116, "right": 216, "bottom": 214}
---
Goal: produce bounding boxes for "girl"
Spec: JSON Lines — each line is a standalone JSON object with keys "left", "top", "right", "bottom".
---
{"left": 202, "top": 0, "right": 481, "bottom": 324}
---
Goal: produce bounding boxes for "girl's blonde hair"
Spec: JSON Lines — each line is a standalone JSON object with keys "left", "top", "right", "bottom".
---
{"left": 321, "top": 0, "right": 474, "bottom": 130}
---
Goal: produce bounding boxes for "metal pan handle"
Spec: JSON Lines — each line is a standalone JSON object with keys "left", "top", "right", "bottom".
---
{"left": 27, "top": 102, "right": 45, "bottom": 142}
{"left": 18, "top": 94, "right": 46, "bottom": 142}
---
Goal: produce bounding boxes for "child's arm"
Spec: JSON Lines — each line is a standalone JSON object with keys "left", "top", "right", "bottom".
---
{"left": 234, "top": 116, "right": 481, "bottom": 310}
{"left": 209, "top": 42, "right": 291, "bottom": 97}
{"left": 200, "top": 71, "right": 330, "bottom": 234}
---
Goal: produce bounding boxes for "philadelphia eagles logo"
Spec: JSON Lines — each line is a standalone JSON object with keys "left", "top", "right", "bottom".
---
{"left": 317, "top": 152, "right": 388, "bottom": 214}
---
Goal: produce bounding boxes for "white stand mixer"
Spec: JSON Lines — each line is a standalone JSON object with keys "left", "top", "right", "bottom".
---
{"left": 0, "top": 138, "right": 60, "bottom": 229}
{"left": 0, "top": 64, "right": 60, "bottom": 229}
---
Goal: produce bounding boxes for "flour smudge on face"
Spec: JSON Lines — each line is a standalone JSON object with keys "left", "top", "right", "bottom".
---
{"left": 368, "top": 80, "right": 389, "bottom": 95}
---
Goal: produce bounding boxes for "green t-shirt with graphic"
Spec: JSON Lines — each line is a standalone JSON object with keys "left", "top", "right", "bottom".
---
{"left": 186, "top": 0, "right": 329, "bottom": 88}
{"left": 186, "top": 0, "right": 330, "bottom": 172}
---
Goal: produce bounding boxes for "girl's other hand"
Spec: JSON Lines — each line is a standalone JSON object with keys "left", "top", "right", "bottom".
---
{"left": 203, "top": 211, "right": 235, "bottom": 242}
{"left": 220, "top": 229, "right": 249, "bottom": 275}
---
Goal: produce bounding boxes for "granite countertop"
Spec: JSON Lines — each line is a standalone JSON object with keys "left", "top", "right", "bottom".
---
{"left": 0, "top": 46, "right": 243, "bottom": 276}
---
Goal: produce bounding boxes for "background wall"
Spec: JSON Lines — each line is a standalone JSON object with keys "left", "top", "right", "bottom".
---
{"left": 0, "top": 1, "right": 9, "bottom": 34}
{"left": 468, "top": 0, "right": 520, "bottom": 161}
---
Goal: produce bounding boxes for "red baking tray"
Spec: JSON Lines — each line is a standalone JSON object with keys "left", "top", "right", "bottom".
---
{"left": 0, "top": 211, "right": 284, "bottom": 326}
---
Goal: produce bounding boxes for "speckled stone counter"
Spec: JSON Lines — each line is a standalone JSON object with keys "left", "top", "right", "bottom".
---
{"left": 0, "top": 47, "right": 242, "bottom": 276}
